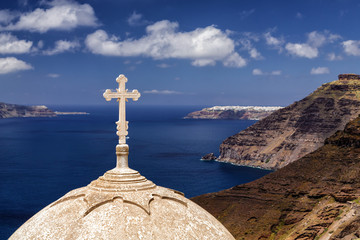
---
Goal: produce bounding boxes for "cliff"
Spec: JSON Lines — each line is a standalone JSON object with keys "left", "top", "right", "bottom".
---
{"left": 184, "top": 106, "right": 283, "bottom": 120}
{"left": 0, "top": 102, "right": 57, "bottom": 118}
{"left": 192, "top": 116, "right": 360, "bottom": 239}
{"left": 219, "top": 77, "right": 360, "bottom": 169}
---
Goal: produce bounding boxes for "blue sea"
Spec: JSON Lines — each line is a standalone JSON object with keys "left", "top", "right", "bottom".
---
{"left": 0, "top": 105, "right": 270, "bottom": 238}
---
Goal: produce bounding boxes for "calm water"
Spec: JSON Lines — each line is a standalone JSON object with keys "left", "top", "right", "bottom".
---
{"left": 0, "top": 105, "right": 270, "bottom": 238}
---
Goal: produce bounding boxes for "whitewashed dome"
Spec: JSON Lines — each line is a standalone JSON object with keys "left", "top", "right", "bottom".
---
{"left": 10, "top": 75, "right": 235, "bottom": 239}
{"left": 10, "top": 165, "right": 235, "bottom": 239}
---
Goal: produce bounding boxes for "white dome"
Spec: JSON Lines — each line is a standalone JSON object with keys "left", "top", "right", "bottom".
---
{"left": 10, "top": 167, "right": 235, "bottom": 239}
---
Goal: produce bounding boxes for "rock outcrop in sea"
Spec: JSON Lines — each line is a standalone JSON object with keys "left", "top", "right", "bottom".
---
{"left": 0, "top": 102, "right": 56, "bottom": 118}
{"left": 184, "top": 106, "right": 282, "bottom": 120}
{"left": 219, "top": 74, "right": 360, "bottom": 169}
{"left": 192, "top": 115, "right": 360, "bottom": 239}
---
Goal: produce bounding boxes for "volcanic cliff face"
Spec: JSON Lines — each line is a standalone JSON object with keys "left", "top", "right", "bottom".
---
{"left": 184, "top": 106, "right": 283, "bottom": 120}
{"left": 192, "top": 116, "right": 360, "bottom": 239}
{"left": 0, "top": 102, "right": 56, "bottom": 118}
{"left": 219, "top": 77, "right": 360, "bottom": 169}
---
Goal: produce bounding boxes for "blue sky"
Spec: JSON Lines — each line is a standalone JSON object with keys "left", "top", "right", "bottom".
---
{"left": 0, "top": 0, "right": 359, "bottom": 106}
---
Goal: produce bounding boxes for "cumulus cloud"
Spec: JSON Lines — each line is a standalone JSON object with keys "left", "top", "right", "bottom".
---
{"left": 85, "top": 20, "right": 246, "bottom": 68}
{"left": 127, "top": 11, "right": 150, "bottom": 26}
{"left": 310, "top": 67, "right": 330, "bottom": 75}
{"left": 252, "top": 68, "right": 281, "bottom": 76}
{"left": 1, "top": 0, "right": 98, "bottom": 33}
{"left": 342, "top": 40, "right": 360, "bottom": 56}
{"left": 0, "top": 57, "right": 32, "bottom": 74}
{"left": 0, "top": 33, "right": 32, "bottom": 54}
{"left": 285, "top": 43, "right": 318, "bottom": 59}
{"left": 143, "top": 89, "right": 182, "bottom": 94}
{"left": 43, "top": 40, "right": 80, "bottom": 55}
{"left": 285, "top": 31, "right": 341, "bottom": 59}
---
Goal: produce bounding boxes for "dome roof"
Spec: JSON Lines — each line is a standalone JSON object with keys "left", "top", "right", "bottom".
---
{"left": 10, "top": 166, "right": 235, "bottom": 239}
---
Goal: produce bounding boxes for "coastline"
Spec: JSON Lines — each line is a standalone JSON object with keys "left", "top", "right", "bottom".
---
{"left": 55, "top": 111, "right": 89, "bottom": 115}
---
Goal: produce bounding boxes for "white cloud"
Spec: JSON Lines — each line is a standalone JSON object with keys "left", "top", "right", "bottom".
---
{"left": 47, "top": 73, "right": 60, "bottom": 78}
{"left": 0, "top": 57, "right": 32, "bottom": 74}
{"left": 252, "top": 68, "right": 263, "bottom": 75}
{"left": 85, "top": 20, "right": 246, "bottom": 68}
{"left": 143, "top": 89, "right": 182, "bottom": 94}
{"left": 252, "top": 68, "right": 281, "bottom": 76}
{"left": 223, "top": 53, "right": 246, "bottom": 67}
{"left": 342, "top": 40, "right": 360, "bottom": 56}
{"left": 2, "top": 0, "right": 98, "bottom": 33}
{"left": 307, "top": 31, "right": 327, "bottom": 48}
{"left": 43, "top": 40, "right": 80, "bottom": 55}
{"left": 264, "top": 31, "right": 284, "bottom": 47}
{"left": 310, "top": 67, "right": 330, "bottom": 75}
{"left": 285, "top": 43, "right": 318, "bottom": 59}
{"left": 249, "top": 48, "right": 262, "bottom": 60}
{"left": 327, "top": 52, "right": 342, "bottom": 61}
{"left": 127, "top": 11, "right": 150, "bottom": 26}
{"left": 271, "top": 70, "right": 282, "bottom": 75}
{"left": 285, "top": 31, "right": 341, "bottom": 59}
{"left": 0, "top": 33, "right": 32, "bottom": 54}
{"left": 264, "top": 31, "right": 284, "bottom": 53}
{"left": 238, "top": 36, "right": 263, "bottom": 60}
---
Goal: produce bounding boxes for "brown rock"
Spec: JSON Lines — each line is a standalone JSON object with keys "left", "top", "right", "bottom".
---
{"left": 201, "top": 153, "right": 217, "bottom": 161}
{"left": 192, "top": 116, "right": 360, "bottom": 239}
{"left": 219, "top": 77, "right": 360, "bottom": 170}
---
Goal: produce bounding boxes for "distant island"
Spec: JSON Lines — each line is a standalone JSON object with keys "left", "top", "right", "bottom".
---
{"left": 184, "top": 106, "right": 283, "bottom": 120}
{"left": 0, "top": 102, "right": 88, "bottom": 119}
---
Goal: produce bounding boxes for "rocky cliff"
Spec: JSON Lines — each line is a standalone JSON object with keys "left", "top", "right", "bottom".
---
{"left": 219, "top": 78, "right": 360, "bottom": 169}
{"left": 184, "top": 106, "right": 283, "bottom": 120}
{"left": 0, "top": 102, "right": 56, "bottom": 118}
{"left": 192, "top": 116, "right": 360, "bottom": 239}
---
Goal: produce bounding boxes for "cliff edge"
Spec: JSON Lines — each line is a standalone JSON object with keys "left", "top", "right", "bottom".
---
{"left": 193, "top": 115, "right": 360, "bottom": 239}
{"left": 219, "top": 75, "right": 360, "bottom": 169}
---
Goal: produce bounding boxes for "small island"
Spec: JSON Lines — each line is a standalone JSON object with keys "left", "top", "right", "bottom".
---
{"left": 0, "top": 102, "right": 89, "bottom": 119}
{"left": 184, "top": 106, "right": 283, "bottom": 120}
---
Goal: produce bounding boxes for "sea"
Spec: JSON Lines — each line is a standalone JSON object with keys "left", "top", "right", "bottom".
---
{"left": 0, "top": 105, "right": 271, "bottom": 238}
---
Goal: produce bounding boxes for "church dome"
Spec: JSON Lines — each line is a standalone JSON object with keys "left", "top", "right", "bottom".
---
{"left": 10, "top": 166, "right": 235, "bottom": 239}
{"left": 9, "top": 75, "right": 235, "bottom": 239}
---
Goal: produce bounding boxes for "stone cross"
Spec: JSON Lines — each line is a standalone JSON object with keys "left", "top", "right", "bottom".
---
{"left": 103, "top": 74, "right": 140, "bottom": 144}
